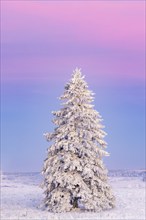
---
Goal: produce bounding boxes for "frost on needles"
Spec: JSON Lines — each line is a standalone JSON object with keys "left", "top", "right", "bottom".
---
{"left": 41, "top": 68, "right": 115, "bottom": 212}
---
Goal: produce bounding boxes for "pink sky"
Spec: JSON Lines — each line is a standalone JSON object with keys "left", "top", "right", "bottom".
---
{"left": 1, "top": 1, "right": 145, "bottom": 83}
{"left": 2, "top": 1, "right": 145, "bottom": 47}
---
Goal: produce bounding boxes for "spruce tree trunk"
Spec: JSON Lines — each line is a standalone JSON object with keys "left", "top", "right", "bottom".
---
{"left": 73, "top": 197, "right": 78, "bottom": 208}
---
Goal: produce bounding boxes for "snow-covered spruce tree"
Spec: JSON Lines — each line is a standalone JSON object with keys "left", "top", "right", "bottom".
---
{"left": 42, "top": 68, "right": 115, "bottom": 212}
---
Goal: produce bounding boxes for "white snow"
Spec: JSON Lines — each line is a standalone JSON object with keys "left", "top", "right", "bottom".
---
{"left": 1, "top": 171, "right": 145, "bottom": 220}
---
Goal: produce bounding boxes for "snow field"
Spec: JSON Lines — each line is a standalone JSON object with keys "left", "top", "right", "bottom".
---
{"left": 1, "top": 172, "right": 145, "bottom": 220}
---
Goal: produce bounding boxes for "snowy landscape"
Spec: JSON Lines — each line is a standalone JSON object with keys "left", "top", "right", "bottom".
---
{"left": 1, "top": 170, "right": 145, "bottom": 220}
{"left": 1, "top": 1, "right": 145, "bottom": 219}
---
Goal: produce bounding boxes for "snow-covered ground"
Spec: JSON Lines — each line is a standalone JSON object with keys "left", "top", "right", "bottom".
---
{"left": 1, "top": 171, "right": 145, "bottom": 220}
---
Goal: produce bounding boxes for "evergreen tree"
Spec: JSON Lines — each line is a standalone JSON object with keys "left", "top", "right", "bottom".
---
{"left": 41, "top": 68, "right": 115, "bottom": 212}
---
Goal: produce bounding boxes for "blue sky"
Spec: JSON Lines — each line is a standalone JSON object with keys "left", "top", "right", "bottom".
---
{"left": 1, "top": 1, "right": 145, "bottom": 172}
{"left": 1, "top": 79, "right": 145, "bottom": 172}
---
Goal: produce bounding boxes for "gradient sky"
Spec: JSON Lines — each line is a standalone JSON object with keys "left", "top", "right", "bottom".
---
{"left": 1, "top": 1, "right": 145, "bottom": 172}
